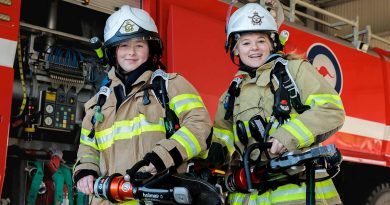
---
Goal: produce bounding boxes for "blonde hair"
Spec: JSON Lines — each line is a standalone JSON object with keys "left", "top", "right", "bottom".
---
{"left": 278, "top": 50, "right": 305, "bottom": 60}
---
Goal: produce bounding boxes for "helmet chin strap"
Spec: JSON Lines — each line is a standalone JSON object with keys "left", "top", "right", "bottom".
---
{"left": 238, "top": 59, "right": 257, "bottom": 78}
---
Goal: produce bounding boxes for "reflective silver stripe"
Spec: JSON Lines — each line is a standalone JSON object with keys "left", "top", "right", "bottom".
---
{"left": 94, "top": 115, "right": 165, "bottom": 150}
{"left": 96, "top": 128, "right": 114, "bottom": 145}
{"left": 96, "top": 119, "right": 163, "bottom": 145}
{"left": 174, "top": 129, "right": 198, "bottom": 157}
{"left": 229, "top": 193, "right": 245, "bottom": 204}
{"left": 80, "top": 133, "right": 96, "bottom": 143}
{"left": 287, "top": 121, "right": 311, "bottom": 145}
{"left": 271, "top": 183, "right": 335, "bottom": 197}
{"left": 213, "top": 130, "right": 234, "bottom": 147}
{"left": 254, "top": 196, "right": 271, "bottom": 204}
{"left": 172, "top": 98, "right": 203, "bottom": 110}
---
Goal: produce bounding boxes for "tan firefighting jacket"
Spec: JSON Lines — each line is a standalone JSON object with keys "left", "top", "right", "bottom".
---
{"left": 213, "top": 58, "right": 345, "bottom": 205}
{"left": 74, "top": 68, "right": 212, "bottom": 205}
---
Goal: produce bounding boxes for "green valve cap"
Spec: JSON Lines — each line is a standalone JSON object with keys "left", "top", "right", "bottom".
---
{"left": 95, "top": 112, "right": 104, "bottom": 122}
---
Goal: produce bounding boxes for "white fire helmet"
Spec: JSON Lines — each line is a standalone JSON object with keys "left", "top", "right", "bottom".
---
{"left": 226, "top": 3, "right": 278, "bottom": 51}
{"left": 104, "top": 5, "right": 161, "bottom": 49}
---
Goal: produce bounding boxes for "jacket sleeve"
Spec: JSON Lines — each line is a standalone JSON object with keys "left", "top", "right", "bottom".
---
{"left": 272, "top": 60, "right": 345, "bottom": 151}
{"left": 191, "top": 92, "right": 236, "bottom": 169}
{"left": 73, "top": 97, "right": 101, "bottom": 180}
{"left": 213, "top": 92, "right": 235, "bottom": 155}
{"left": 149, "top": 75, "right": 213, "bottom": 170}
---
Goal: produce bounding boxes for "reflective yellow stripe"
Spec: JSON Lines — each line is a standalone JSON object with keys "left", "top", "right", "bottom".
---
{"left": 305, "top": 94, "right": 344, "bottom": 110}
{"left": 197, "top": 149, "right": 209, "bottom": 159}
{"left": 93, "top": 114, "right": 165, "bottom": 150}
{"left": 95, "top": 126, "right": 114, "bottom": 150}
{"left": 169, "top": 94, "right": 205, "bottom": 116}
{"left": 250, "top": 192, "right": 271, "bottom": 204}
{"left": 119, "top": 200, "right": 139, "bottom": 205}
{"left": 228, "top": 179, "right": 338, "bottom": 204}
{"left": 271, "top": 179, "right": 339, "bottom": 203}
{"left": 229, "top": 192, "right": 272, "bottom": 205}
{"left": 228, "top": 192, "right": 245, "bottom": 205}
{"left": 80, "top": 128, "right": 98, "bottom": 150}
{"left": 282, "top": 118, "right": 314, "bottom": 148}
{"left": 171, "top": 126, "right": 201, "bottom": 159}
{"left": 213, "top": 127, "right": 235, "bottom": 155}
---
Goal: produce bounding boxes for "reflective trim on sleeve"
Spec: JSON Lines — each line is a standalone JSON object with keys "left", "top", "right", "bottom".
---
{"left": 213, "top": 127, "right": 235, "bottom": 155}
{"left": 282, "top": 118, "right": 314, "bottom": 148}
{"left": 305, "top": 94, "right": 344, "bottom": 110}
{"left": 170, "top": 126, "right": 201, "bottom": 159}
{"left": 169, "top": 94, "right": 205, "bottom": 116}
{"left": 94, "top": 114, "right": 165, "bottom": 150}
{"left": 80, "top": 128, "right": 98, "bottom": 150}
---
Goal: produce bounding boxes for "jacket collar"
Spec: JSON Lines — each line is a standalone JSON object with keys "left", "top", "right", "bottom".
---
{"left": 108, "top": 67, "right": 153, "bottom": 89}
{"left": 233, "top": 60, "right": 275, "bottom": 87}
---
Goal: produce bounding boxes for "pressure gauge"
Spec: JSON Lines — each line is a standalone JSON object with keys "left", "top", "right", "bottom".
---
{"left": 45, "top": 104, "right": 54, "bottom": 114}
{"left": 44, "top": 116, "right": 53, "bottom": 126}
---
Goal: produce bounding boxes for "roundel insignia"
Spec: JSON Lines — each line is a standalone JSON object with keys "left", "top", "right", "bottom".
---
{"left": 307, "top": 43, "right": 343, "bottom": 93}
{"left": 248, "top": 11, "right": 263, "bottom": 25}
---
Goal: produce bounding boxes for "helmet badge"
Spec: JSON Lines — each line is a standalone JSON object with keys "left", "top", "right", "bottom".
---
{"left": 248, "top": 11, "right": 263, "bottom": 26}
{"left": 119, "top": 19, "right": 140, "bottom": 34}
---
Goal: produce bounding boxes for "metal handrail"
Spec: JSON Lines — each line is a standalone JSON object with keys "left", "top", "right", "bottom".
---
{"left": 286, "top": 0, "right": 389, "bottom": 49}
{"left": 288, "top": 0, "right": 360, "bottom": 48}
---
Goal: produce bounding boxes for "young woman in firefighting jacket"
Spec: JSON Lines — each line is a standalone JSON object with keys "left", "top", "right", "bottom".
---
{"left": 211, "top": 3, "right": 345, "bottom": 205}
{"left": 72, "top": 5, "right": 212, "bottom": 205}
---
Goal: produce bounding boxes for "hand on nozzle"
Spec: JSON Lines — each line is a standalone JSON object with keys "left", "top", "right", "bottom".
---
{"left": 134, "top": 162, "right": 157, "bottom": 180}
{"left": 77, "top": 175, "right": 95, "bottom": 195}
{"left": 269, "top": 137, "right": 288, "bottom": 155}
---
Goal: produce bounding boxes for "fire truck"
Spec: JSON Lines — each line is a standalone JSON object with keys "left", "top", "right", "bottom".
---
{"left": 0, "top": 0, "right": 389, "bottom": 204}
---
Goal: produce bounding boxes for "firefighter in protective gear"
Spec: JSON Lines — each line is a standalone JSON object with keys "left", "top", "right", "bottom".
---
{"left": 72, "top": 5, "right": 212, "bottom": 205}
{"left": 212, "top": 3, "right": 345, "bottom": 204}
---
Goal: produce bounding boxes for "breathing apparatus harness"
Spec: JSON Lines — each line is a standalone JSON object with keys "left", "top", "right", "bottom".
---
{"left": 86, "top": 36, "right": 180, "bottom": 140}
{"left": 224, "top": 54, "right": 310, "bottom": 142}
{"left": 86, "top": 68, "right": 180, "bottom": 140}
{"left": 223, "top": 54, "right": 320, "bottom": 204}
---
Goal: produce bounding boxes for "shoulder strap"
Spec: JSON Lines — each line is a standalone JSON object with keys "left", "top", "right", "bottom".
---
{"left": 270, "top": 57, "right": 310, "bottom": 124}
{"left": 224, "top": 75, "right": 245, "bottom": 120}
{"left": 151, "top": 69, "right": 170, "bottom": 109}
{"left": 87, "top": 79, "right": 112, "bottom": 139}
{"left": 151, "top": 69, "right": 180, "bottom": 138}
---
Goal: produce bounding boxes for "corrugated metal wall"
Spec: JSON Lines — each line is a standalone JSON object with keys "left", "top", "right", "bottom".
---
{"left": 319, "top": 0, "right": 390, "bottom": 50}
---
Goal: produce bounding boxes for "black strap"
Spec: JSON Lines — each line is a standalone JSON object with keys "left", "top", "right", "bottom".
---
{"left": 270, "top": 62, "right": 292, "bottom": 122}
{"left": 270, "top": 58, "right": 310, "bottom": 124}
{"left": 88, "top": 80, "right": 112, "bottom": 139}
{"left": 151, "top": 75, "right": 180, "bottom": 138}
{"left": 224, "top": 75, "right": 244, "bottom": 120}
{"left": 96, "top": 80, "right": 112, "bottom": 107}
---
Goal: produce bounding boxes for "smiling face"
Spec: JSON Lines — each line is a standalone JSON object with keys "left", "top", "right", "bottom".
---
{"left": 234, "top": 32, "right": 273, "bottom": 69}
{"left": 116, "top": 38, "right": 149, "bottom": 73}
